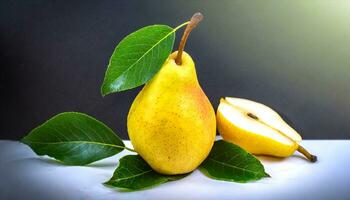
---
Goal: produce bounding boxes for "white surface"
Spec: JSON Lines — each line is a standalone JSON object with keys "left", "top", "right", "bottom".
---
{"left": 0, "top": 140, "right": 349, "bottom": 200}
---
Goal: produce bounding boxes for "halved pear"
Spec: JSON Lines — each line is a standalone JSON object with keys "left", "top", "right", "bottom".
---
{"left": 217, "top": 97, "right": 317, "bottom": 162}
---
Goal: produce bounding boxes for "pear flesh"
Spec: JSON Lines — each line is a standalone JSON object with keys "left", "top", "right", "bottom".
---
{"left": 127, "top": 51, "right": 216, "bottom": 175}
{"left": 217, "top": 97, "right": 317, "bottom": 162}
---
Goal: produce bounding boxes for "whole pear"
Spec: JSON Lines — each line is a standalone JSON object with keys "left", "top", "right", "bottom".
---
{"left": 127, "top": 50, "right": 216, "bottom": 174}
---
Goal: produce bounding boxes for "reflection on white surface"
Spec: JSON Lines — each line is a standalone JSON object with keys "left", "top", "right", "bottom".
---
{"left": 0, "top": 140, "right": 349, "bottom": 200}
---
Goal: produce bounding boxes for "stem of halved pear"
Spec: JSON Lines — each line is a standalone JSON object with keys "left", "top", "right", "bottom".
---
{"left": 297, "top": 145, "right": 317, "bottom": 162}
{"left": 175, "top": 12, "right": 203, "bottom": 65}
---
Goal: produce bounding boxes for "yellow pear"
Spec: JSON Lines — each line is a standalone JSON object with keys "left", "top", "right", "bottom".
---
{"left": 217, "top": 97, "right": 317, "bottom": 162}
{"left": 127, "top": 13, "right": 216, "bottom": 175}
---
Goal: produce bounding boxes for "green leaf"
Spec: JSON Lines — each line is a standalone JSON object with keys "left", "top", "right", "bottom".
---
{"left": 200, "top": 140, "right": 270, "bottom": 183}
{"left": 104, "top": 155, "right": 189, "bottom": 190}
{"left": 101, "top": 25, "right": 175, "bottom": 95}
{"left": 21, "top": 112, "right": 125, "bottom": 165}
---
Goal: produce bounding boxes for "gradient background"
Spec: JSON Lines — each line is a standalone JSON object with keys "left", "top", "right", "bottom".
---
{"left": 1, "top": 0, "right": 349, "bottom": 140}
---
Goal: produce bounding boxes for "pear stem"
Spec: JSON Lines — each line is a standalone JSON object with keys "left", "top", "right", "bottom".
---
{"left": 297, "top": 145, "right": 317, "bottom": 162}
{"left": 175, "top": 12, "right": 203, "bottom": 65}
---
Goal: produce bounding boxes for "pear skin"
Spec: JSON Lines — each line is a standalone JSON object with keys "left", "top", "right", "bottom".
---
{"left": 127, "top": 51, "right": 216, "bottom": 175}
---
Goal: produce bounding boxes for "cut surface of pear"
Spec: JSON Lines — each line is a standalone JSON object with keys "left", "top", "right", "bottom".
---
{"left": 217, "top": 97, "right": 317, "bottom": 162}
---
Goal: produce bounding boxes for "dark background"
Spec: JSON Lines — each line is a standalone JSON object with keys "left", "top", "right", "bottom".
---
{"left": 1, "top": 0, "right": 349, "bottom": 140}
